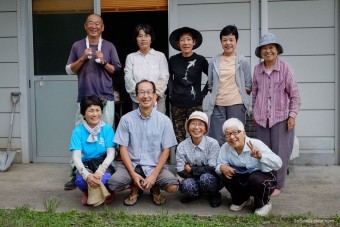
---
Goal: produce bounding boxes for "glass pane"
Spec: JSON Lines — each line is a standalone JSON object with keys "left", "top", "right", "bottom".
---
{"left": 32, "top": 0, "right": 93, "bottom": 75}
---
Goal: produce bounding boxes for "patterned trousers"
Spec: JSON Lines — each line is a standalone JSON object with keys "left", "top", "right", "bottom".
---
{"left": 171, "top": 105, "right": 203, "bottom": 143}
{"left": 180, "top": 173, "right": 222, "bottom": 198}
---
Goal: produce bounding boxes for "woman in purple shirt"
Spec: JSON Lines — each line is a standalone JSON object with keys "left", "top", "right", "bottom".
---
{"left": 252, "top": 33, "right": 301, "bottom": 197}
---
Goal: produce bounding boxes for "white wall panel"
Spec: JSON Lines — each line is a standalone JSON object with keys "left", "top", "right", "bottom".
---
{"left": 300, "top": 149, "right": 334, "bottom": 154}
{"left": 270, "top": 28, "right": 334, "bottom": 56}
{"left": 0, "top": 138, "right": 20, "bottom": 150}
{"left": 177, "top": 2, "right": 250, "bottom": 30}
{"left": 299, "top": 137, "right": 334, "bottom": 150}
{"left": 0, "top": 12, "right": 17, "bottom": 37}
{"left": 280, "top": 56, "right": 335, "bottom": 83}
{"left": 198, "top": 30, "right": 251, "bottom": 58}
{"left": 294, "top": 153, "right": 335, "bottom": 165}
{"left": 269, "top": 0, "right": 334, "bottom": 28}
{"left": 0, "top": 0, "right": 16, "bottom": 11}
{"left": 298, "top": 83, "right": 334, "bottom": 110}
{"left": 180, "top": 0, "right": 249, "bottom": 4}
{"left": 0, "top": 63, "right": 19, "bottom": 87}
{"left": 0, "top": 113, "right": 20, "bottom": 137}
{"left": 295, "top": 110, "right": 334, "bottom": 137}
{"left": 0, "top": 38, "right": 18, "bottom": 62}
{"left": 0, "top": 88, "right": 21, "bottom": 112}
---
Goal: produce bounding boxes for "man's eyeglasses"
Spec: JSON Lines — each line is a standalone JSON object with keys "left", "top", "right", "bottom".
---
{"left": 138, "top": 90, "right": 154, "bottom": 96}
{"left": 225, "top": 130, "right": 242, "bottom": 139}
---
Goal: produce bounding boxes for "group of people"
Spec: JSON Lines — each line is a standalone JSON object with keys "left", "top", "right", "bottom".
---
{"left": 64, "top": 13, "right": 301, "bottom": 217}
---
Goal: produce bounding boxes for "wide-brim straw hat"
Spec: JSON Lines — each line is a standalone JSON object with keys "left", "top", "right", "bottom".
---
{"left": 169, "top": 27, "right": 203, "bottom": 51}
{"left": 87, "top": 182, "right": 111, "bottom": 207}
{"left": 184, "top": 111, "right": 208, "bottom": 132}
{"left": 255, "top": 33, "right": 283, "bottom": 58}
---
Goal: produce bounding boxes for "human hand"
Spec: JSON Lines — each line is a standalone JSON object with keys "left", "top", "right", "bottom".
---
{"left": 184, "top": 163, "right": 191, "bottom": 173}
{"left": 221, "top": 165, "right": 235, "bottom": 179}
{"left": 83, "top": 48, "right": 93, "bottom": 60}
{"left": 247, "top": 140, "right": 262, "bottom": 159}
{"left": 287, "top": 117, "right": 295, "bottom": 131}
{"left": 144, "top": 174, "right": 157, "bottom": 190}
{"left": 86, "top": 173, "right": 101, "bottom": 188}
{"left": 95, "top": 51, "right": 104, "bottom": 63}
{"left": 132, "top": 173, "right": 145, "bottom": 190}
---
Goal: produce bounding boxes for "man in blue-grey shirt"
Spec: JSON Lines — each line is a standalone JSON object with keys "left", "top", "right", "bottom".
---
{"left": 108, "top": 80, "right": 179, "bottom": 206}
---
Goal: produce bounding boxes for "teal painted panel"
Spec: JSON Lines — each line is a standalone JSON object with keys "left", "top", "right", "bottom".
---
{"left": 34, "top": 79, "right": 77, "bottom": 161}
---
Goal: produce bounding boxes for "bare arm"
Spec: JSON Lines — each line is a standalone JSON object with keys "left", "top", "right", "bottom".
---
{"left": 120, "top": 145, "right": 145, "bottom": 190}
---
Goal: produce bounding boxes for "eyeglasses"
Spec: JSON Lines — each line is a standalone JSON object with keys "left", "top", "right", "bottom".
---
{"left": 137, "top": 90, "right": 154, "bottom": 96}
{"left": 189, "top": 121, "right": 206, "bottom": 128}
{"left": 225, "top": 130, "right": 242, "bottom": 139}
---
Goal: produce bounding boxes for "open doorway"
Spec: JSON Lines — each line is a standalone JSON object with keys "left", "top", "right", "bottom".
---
{"left": 101, "top": 11, "right": 169, "bottom": 126}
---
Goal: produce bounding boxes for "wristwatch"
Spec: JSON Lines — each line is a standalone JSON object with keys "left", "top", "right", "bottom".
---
{"left": 101, "top": 60, "right": 107, "bottom": 67}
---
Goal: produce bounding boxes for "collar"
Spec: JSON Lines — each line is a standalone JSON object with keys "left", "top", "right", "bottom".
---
{"left": 137, "top": 48, "right": 155, "bottom": 56}
{"left": 259, "top": 57, "right": 281, "bottom": 73}
{"left": 189, "top": 136, "right": 206, "bottom": 151}
{"left": 137, "top": 107, "right": 154, "bottom": 120}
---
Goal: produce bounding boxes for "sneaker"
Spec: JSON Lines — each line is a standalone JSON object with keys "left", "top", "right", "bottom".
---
{"left": 255, "top": 201, "right": 272, "bottom": 216}
{"left": 64, "top": 176, "right": 77, "bottom": 190}
{"left": 229, "top": 198, "right": 251, "bottom": 211}
{"left": 209, "top": 192, "right": 222, "bottom": 208}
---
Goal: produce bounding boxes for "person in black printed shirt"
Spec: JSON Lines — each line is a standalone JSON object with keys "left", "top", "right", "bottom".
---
{"left": 168, "top": 27, "right": 209, "bottom": 143}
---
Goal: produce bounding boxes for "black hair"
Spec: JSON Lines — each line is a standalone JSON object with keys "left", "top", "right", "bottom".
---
{"left": 135, "top": 79, "right": 156, "bottom": 95}
{"left": 220, "top": 25, "right": 239, "bottom": 41}
{"left": 80, "top": 96, "right": 103, "bottom": 116}
{"left": 177, "top": 31, "right": 194, "bottom": 42}
{"left": 133, "top": 24, "right": 155, "bottom": 42}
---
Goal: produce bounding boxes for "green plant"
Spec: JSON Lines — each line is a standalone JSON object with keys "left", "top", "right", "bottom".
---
{"left": 43, "top": 196, "right": 61, "bottom": 213}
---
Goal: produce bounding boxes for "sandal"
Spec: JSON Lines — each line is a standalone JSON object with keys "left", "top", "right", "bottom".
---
{"left": 150, "top": 189, "right": 166, "bottom": 205}
{"left": 123, "top": 193, "right": 139, "bottom": 206}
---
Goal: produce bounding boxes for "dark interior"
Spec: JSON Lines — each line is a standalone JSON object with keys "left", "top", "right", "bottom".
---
{"left": 33, "top": 10, "right": 168, "bottom": 127}
{"left": 102, "top": 11, "right": 169, "bottom": 125}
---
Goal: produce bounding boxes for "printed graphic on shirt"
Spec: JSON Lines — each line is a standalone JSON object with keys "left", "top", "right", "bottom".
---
{"left": 183, "top": 59, "right": 197, "bottom": 82}
{"left": 98, "top": 137, "right": 105, "bottom": 146}
{"left": 190, "top": 86, "right": 196, "bottom": 100}
{"left": 183, "top": 59, "right": 197, "bottom": 100}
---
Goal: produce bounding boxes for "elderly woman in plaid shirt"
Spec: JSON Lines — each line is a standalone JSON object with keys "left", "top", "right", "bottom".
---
{"left": 176, "top": 111, "right": 222, "bottom": 207}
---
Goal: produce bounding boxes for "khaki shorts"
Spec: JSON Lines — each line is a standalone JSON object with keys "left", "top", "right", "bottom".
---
{"left": 108, "top": 163, "right": 179, "bottom": 191}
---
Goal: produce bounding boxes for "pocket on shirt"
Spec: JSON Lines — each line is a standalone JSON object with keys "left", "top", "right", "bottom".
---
{"left": 147, "top": 129, "right": 162, "bottom": 150}
{"left": 274, "top": 81, "right": 285, "bottom": 92}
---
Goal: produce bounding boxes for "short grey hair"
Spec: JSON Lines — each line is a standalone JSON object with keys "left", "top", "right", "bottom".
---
{"left": 222, "top": 118, "right": 245, "bottom": 134}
